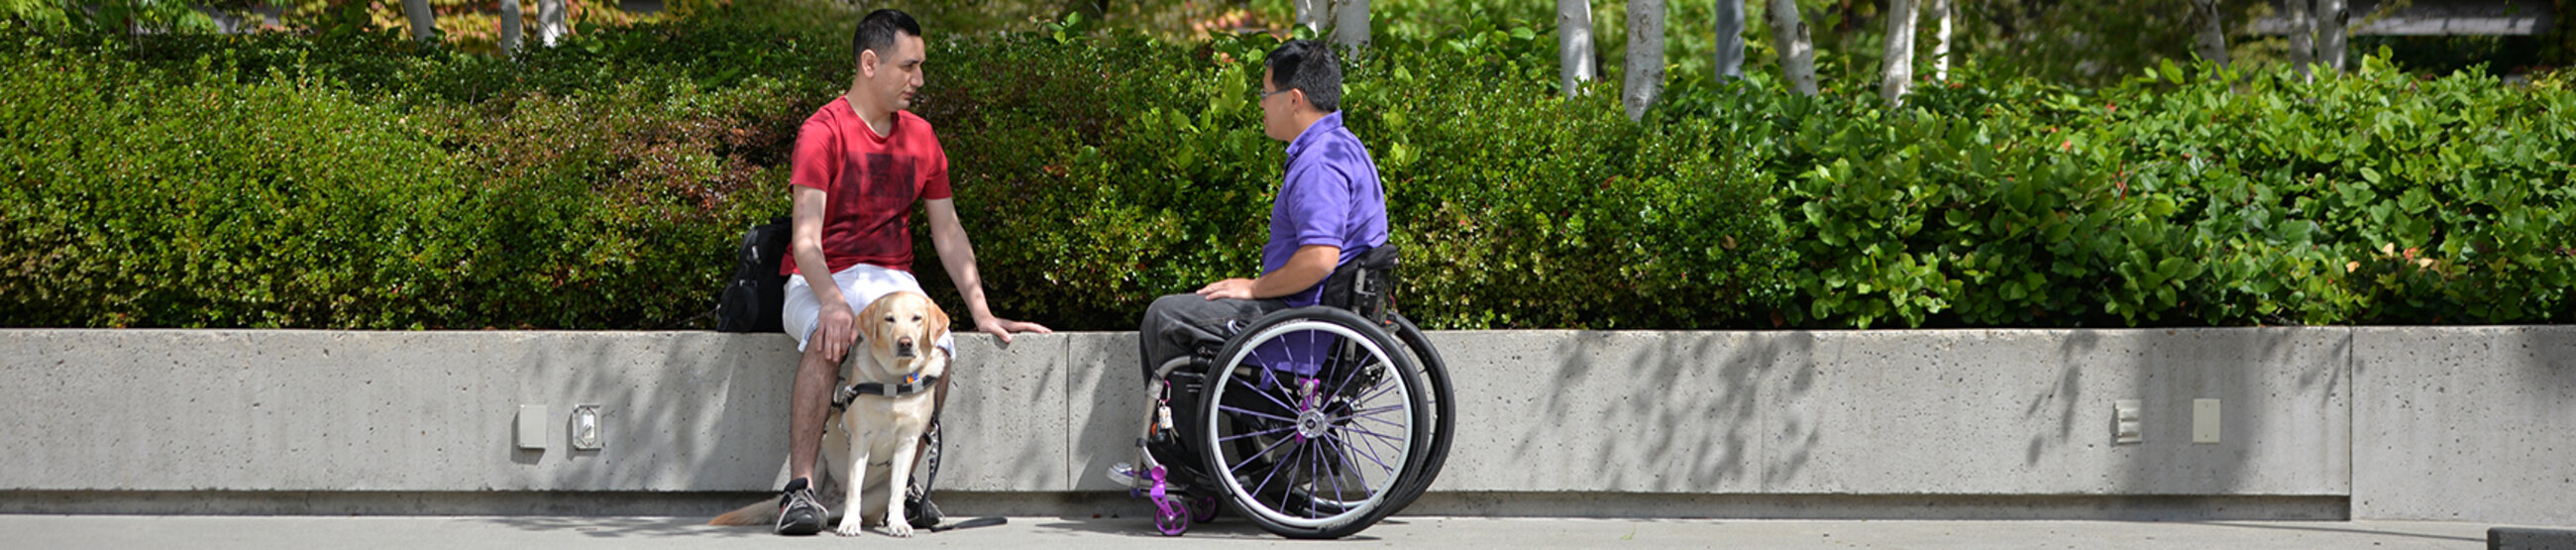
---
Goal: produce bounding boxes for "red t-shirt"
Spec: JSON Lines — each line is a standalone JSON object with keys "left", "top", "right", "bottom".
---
{"left": 782, "top": 98, "right": 954, "bottom": 275}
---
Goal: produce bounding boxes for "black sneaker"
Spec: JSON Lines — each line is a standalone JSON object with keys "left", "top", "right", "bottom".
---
{"left": 905, "top": 491, "right": 942, "bottom": 529}
{"left": 775, "top": 478, "right": 827, "bottom": 536}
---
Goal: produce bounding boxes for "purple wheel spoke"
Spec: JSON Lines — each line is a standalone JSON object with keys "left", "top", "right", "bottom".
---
{"left": 1329, "top": 425, "right": 1408, "bottom": 443}
{"left": 1330, "top": 404, "right": 1407, "bottom": 424}
{"left": 1248, "top": 438, "right": 1292, "bottom": 505}
{"left": 1304, "top": 437, "right": 1323, "bottom": 518}
{"left": 1347, "top": 423, "right": 1395, "bottom": 470}
{"left": 1232, "top": 432, "right": 1298, "bottom": 479}
{"left": 1325, "top": 438, "right": 1348, "bottom": 507}
{"left": 1328, "top": 431, "right": 1396, "bottom": 473}
{"left": 1356, "top": 375, "right": 1399, "bottom": 404}
{"left": 1335, "top": 434, "right": 1372, "bottom": 495}
{"left": 1214, "top": 423, "right": 1296, "bottom": 443}
{"left": 1230, "top": 375, "right": 1299, "bottom": 417}
{"left": 1217, "top": 404, "right": 1297, "bottom": 424}
{"left": 1345, "top": 427, "right": 1404, "bottom": 469}
{"left": 1327, "top": 348, "right": 1367, "bottom": 403}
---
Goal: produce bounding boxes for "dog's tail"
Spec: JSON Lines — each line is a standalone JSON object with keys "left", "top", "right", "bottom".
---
{"left": 707, "top": 496, "right": 782, "bottom": 526}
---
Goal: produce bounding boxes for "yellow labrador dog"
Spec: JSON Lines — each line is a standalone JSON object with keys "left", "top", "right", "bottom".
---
{"left": 712, "top": 290, "right": 948, "bottom": 537}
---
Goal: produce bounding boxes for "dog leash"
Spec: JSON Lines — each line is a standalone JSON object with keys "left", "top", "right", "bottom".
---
{"left": 928, "top": 516, "right": 1007, "bottom": 532}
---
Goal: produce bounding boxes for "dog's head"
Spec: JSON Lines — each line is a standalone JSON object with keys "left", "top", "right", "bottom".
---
{"left": 857, "top": 290, "right": 948, "bottom": 373}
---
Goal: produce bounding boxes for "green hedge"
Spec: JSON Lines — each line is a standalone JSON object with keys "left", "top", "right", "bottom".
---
{"left": 1, "top": 35, "right": 796, "bottom": 328}
{"left": 1758, "top": 58, "right": 2576, "bottom": 328}
{"left": 3, "top": 25, "right": 2572, "bottom": 330}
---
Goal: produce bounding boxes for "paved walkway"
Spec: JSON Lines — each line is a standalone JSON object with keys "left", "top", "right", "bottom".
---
{"left": 0, "top": 514, "right": 2531, "bottom": 549}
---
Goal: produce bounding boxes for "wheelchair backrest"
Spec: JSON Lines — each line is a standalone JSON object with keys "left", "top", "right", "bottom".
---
{"left": 1321, "top": 244, "right": 1399, "bottom": 324}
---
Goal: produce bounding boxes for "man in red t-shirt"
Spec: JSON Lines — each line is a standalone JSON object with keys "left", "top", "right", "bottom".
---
{"left": 770, "top": 9, "right": 1050, "bottom": 536}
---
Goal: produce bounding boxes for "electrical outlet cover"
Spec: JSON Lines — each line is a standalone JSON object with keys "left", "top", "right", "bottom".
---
{"left": 2193, "top": 398, "right": 2221, "bottom": 444}
{"left": 516, "top": 404, "right": 550, "bottom": 450}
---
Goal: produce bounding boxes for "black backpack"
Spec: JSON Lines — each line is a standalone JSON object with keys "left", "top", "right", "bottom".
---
{"left": 1321, "top": 243, "right": 1400, "bottom": 324}
{"left": 716, "top": 217, "right": 793, "bottom": 333}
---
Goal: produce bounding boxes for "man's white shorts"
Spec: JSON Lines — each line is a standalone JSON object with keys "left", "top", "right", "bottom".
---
{"left": 783, "top": 263, "right": 957, "bottom": 356}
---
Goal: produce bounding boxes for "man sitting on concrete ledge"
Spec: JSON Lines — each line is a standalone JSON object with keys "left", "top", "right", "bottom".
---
{"left": 770, "top": 8, "right": 1051, "bottom": 537}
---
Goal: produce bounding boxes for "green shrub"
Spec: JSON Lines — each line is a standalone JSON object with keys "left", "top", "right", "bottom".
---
{"left": 1757, "top": 57, "right": 2576, "bottom": 328}
{"left": 0, "top": 36, "right": 796, "bottom": 328}
{"left": 3, "top": 24, "right": 2571, "bottom": 331}
{"left": 0, "top": 52, "right": 469, "bottom": 327}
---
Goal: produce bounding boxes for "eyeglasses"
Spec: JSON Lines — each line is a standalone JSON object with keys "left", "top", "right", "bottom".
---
{"left": 1259, "top": 88, "right": 1294, "bottom": 100}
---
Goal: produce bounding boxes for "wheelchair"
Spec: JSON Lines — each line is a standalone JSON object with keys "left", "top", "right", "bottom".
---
{"left": 1117, "top": 244, "right": 1455, "bottom": 539}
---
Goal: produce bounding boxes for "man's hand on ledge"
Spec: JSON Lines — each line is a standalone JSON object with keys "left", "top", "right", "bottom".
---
{"left": 976, "top": 315, "right": 1052, "bottom": 344}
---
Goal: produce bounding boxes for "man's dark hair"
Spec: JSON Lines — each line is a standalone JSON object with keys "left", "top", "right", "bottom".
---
{"left": 854, "top": 9, "right": 922, "bottom": 64}
{"left": 1265, "top": 40, "right": 1341, "bottom": 113}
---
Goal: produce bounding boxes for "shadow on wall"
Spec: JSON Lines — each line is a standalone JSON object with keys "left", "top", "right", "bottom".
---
{"left": 1520, "top": 331, "right": 1816, "bottom": 493}
{"left": 524, "top": 333, "right": 801, "bottom": 492}
{"left": 2098, "top": 329, "right": 2345, "bottom": 507}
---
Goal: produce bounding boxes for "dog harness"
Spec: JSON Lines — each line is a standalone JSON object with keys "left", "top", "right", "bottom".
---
{"left": 831, "top": 373, "right": 940, "bottom": 409}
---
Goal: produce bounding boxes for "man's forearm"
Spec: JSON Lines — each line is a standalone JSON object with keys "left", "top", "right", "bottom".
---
{"left": 1246, "top": 245, "right": 1339, "bottom": 299}
{"left": 932, "top": 229, "right": 995, "bottom": 320}
{"left": 792, "top": 244, "right": 844, "bottom": 305}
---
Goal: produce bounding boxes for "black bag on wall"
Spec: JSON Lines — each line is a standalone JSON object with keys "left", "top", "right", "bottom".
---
{"left": 716, "top": 217, "right": 793, "bottom": 333}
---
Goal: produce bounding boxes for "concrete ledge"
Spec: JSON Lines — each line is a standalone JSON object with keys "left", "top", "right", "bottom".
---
{"left": 0, "top": 491, "right": 2348, "bottom": 521}
{"left": 2352, "top": 327, "right": 2576, "bottom": 526}
{"left": 3, "top": 327, "right": 2570, "bottom": 523}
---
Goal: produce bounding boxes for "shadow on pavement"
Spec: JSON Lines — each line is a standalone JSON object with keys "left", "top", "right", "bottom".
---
{"left": 2193, "top": 521, "right": 2484, "bottom": 543}
{"left": 474, "top": 516, "right": 765, "bottom": 539}
{"left": 1027, "top": 515, "right": 1387, "bottom": 541}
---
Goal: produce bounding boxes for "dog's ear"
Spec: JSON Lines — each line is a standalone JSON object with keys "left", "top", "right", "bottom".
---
{"left": 928, "top": 295, "right": 950, "bottom": 345}
{"left": 856, "top": 293, "right": 889, "bottom": 350}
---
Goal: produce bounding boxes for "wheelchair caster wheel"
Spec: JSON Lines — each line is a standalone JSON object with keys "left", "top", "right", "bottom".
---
{"left": 1191, "top": 495, "right": 1220, "bottom": 523}
{"left": 1153, "top": 496, "right": 1191, "bottom": 536}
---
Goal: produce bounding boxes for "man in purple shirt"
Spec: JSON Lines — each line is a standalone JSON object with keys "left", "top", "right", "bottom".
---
{"left": 1133, "top": 39, "right": 1389, "bottom": 383}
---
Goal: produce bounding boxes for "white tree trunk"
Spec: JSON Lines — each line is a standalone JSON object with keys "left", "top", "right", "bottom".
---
{"left": 1765, "top": 0, "right": 1817, "bottom": 95}
{"left": 1879, "top": 0, "right": 1918, "bottom": 106}
{"left": 2189, "top": 0, "right": 2226, "bottom": 66}
{"left": 1623, "top": 0, "right": 1665, "bottom": 120}
{"left": 1294, "top": 0, "right": 1325, "bottom": 36}
{"left": 537, "top": 0, "right": 567, "bottom": 47}
{"left": 1713, "top": 0, "right": 1745, "bottom": 81}
{"left": 499, "top": 0, "right": 524, "bottom": 53}
{"left": 1559, "top": 0, "right": 1598, "bottom": 95}
{"left": 1330, "top": 0, "right": 1369, "bottom": 48}
{"left": 2287, "top": 0, "right": 2313, "bottom": 80}
{"left": 2316, "top": 0, "right": 2347, "bottom": 74}
{"left": 1927, "top": 0, "right": 1951, "bottom": 80}
{"left": 400, "top": 0, "right": 434, "bottom": 41}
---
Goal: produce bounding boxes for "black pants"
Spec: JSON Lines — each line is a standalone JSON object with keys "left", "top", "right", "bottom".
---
{"left": 1136, "top": 293, "right": 1289, "bottom": 383}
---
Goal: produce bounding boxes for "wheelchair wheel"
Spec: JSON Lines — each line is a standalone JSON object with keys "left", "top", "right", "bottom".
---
{"left": 1195, "top": 306, "right": 1429, "bottom": 540}
{"left": 1378, "top": 313, "right": 1452, "bottom": 513}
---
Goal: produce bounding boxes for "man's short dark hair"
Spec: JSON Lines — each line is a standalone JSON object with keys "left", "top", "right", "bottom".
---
{"left": 1265, "top": 40, "right": 1341, "bottom": 113}
{"left": 854, "top": 9, "right": 922, "bottom": 63}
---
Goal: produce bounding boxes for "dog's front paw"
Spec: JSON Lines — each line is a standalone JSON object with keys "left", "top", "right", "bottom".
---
{"left": 881, "top": 519, "right": 914, "bottom": 538}
{"left": 834, "top": 520, "right": 868, "bottom": 537}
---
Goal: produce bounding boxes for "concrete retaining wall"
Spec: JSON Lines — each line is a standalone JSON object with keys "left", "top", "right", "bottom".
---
{"left": 2, "top": 327, "right": 2568, "bottom": 524}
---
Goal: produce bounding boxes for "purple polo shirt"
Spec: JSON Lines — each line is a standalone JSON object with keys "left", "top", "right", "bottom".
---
{"left": 1263, "top": 111, "right": 1389, "bottom": 307}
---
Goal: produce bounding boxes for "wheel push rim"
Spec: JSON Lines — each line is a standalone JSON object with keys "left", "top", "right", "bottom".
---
{"left": 1205, "top": 320, "right": 1415, "bottom": 530}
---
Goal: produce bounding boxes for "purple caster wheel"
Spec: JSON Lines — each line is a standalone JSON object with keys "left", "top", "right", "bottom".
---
{"left": 1191, "top": 495, "right": 1220, "bottom": 523}
{"left": 1152, "top": 495, "right": 1192, "bottom": 536}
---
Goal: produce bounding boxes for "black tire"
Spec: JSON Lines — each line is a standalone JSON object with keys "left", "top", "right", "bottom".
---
{"left": 1378, "top": 313, "right": 1452, "bottom": 514}
{"left": 1194, "top": 306, "right": 1430, "bottom": 540}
